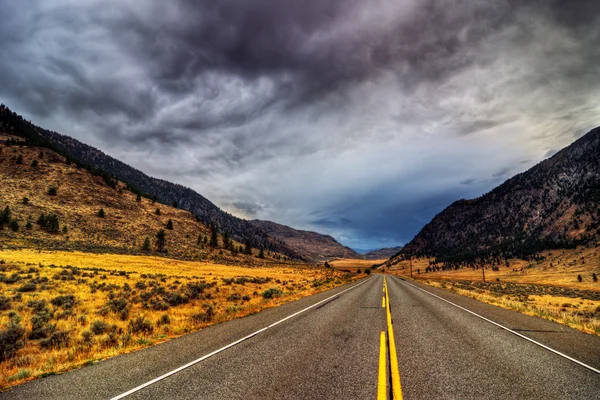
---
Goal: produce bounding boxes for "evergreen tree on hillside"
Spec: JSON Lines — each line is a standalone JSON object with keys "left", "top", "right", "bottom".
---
{"left": 97, "top": 208, "right": 105, "bottom": 218}
{"left": 156, "top": 230, "right": 166, "bottom": 252}
{"left": 244, "top": 238, "right": 252, "bottom": 255}
{"left": 258, "top": 247, "right": 265, "bottom": 259}
{"left": 222, "top": 232, "right": 229, "bottom": 250}
{"left": 210, "top": 224, "right": 219, "bottom": 247}
{"left": 15, "top": 154, "right": 23, "bottom": 164}
{"left": 166, "top": 219, "right": 174, "bottom": 230}
{"left": 141, "top": 237, "right": 151, "bottom": 252}
{"left": 31, "top": 159, "right": 38, "bottom": 168}
{"left": 0, "top": 206, "right": 11, "bottom": 229}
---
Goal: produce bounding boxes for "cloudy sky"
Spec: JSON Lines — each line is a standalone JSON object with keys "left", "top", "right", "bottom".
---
{"left": 1, "top": 1, "right": 599, "bottom": 250}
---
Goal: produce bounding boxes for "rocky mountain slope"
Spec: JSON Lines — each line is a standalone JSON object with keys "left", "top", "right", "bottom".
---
{"left": 0, "top": 104, "right": 305, "bottom": 259}
{"left": 251, "top": 220, "right": 359, "bottom": 262}
{"left": 0, "top": 133, "right": 297, "bottom": 264}
{"left": 397, "top": 126, "right": 600, "bottom": 264}
{"left": 362, "top": 246, "right": 403, "bottom": 260}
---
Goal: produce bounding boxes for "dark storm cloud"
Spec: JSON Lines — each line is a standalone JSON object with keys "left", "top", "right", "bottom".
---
{"left": 1, "top": 0, "right": 599, "bottom": 248}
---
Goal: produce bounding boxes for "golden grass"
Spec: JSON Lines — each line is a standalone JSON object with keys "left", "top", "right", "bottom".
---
{"left": 389, "top": 246, "right": 600, "bottom": 291}
{"left": 422, "top": 280, "right": 600, "bottom": 336}
{"left": 329, "top": 258, "right": 386, "bottom": 272}
{"left": 0, "top": 250, "right": 359, "bottom": 389}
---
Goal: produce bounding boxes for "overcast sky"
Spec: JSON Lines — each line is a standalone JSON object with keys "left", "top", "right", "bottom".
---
{"left": 1, "top": 1, "right": 599, "bottom": 250}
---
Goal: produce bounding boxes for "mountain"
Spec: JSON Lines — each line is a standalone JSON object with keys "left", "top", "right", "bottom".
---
{"left": 362, "top": 246, "right": 403, "bottom": 260}
{"left": 0, "top": 105, "right": 308, "bottom": 258}
{"left": 397, "top": 126, "right": 600, "bottom": 264}
{"left": 250, "top": 220, "right": 360, "bottom": 262}
{"left": 0, "top": 131, "right": 298, "bottom": 264}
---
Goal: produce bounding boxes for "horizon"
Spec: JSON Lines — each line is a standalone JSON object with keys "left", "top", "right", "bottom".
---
{"left": 1, "top": 1, "right": 598, "bottom": 249}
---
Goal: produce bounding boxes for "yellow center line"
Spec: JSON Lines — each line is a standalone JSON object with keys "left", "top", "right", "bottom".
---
{"left": 384, "top": 276, "right": 403, "bottom": 399}
{"left": 378, "top": 331, "right": 387, "bottom": 400}
{"left": 382, "top": 296, "right": 386, "bottom": 308}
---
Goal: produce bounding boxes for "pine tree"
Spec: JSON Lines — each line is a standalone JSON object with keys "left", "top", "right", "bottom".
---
{"left": 141, "top": 237, "right": 151, "bottom": 252}
{"left": 155, "top": 208, "right": 161, "bottom": 215}
{"left": 244, "top": 238, "right": 252, "bottom": 255}
{"left": 97, "top": 208, "right": 105, "bottom": 218}
{"left": 222, "top": 232, "right": 229, "bottom": 249}
{"left": 37, "top": 213, "right": 46, "bottom": 226}
{"left": 197, "top": 233, "right": 203, "bottom": 245}
{"left": 16, "top": 154, "right": 23, "bottom": 164}
{"left": 166, "top": 219, "right": 174, "bottom": 230}
{"left": 258, "top": 247, "right": 265, "bottom": 259}
{"left": 10, "top": 220, "right": 19, "bottom": 232}
{"left": 47, "top": 187, "right": 57, "bottom": 196}
{"left": 156, "top": 230, "right": 166, "bottom": 252}
{"left": 0, "top": 206, "right": 11, "bottom": 229}
{"left": 31, "top": 159, "right": 38, "bottom": 168}
{"left": 210, "top": 224, "right": 219, "bottom": 247}
{"left": 136, "top": 194, "right": 142, "bottom": 202}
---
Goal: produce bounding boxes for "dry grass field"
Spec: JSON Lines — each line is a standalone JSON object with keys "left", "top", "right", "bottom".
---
{"left": 388, "top": 246, "right": 600, "bottom": 336}
{"left": 0, "top": 250, "right": 358, "bottom": 389}
{"left": 329, "top": 258, "right": 386, "bottom": 272}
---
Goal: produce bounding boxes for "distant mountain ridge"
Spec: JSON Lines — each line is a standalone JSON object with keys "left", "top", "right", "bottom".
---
{"left": 396, "top": 126, "right": 600, "bottom": 264}
{"left": 362, "top": 246, "right": 403, "bottom": 260}
{"left": 250, "top": 220, "right": 359, "bottom": 262}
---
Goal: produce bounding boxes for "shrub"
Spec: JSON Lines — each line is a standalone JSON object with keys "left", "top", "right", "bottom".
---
{"left": 16, "top": 154, "right": 23, "bottom": 164}
{"left": 141, "top": 237, "right": 151, "bottom": 252}
{"left": 40, "top": 330, "right": 70, "bottom": 349}
{"left": 97, "top": 208, "right": 105, "bottom": 218}
{"left": 166, "top": 219, "right": 174, "bottom": 230}
{"left": 128, "top": 317, "right": 154, "bottom": 335}
{"left": 191, "top": 305, "right": 214, "bottom": 323}
{"left": 155, "top": 208, "right": 161, "bottom": 215}
{"left": 47, "top": 187, "right": 57, "bottom": 196}
{"left": 594, "top": 273, "right": 598, "bottom": 283}
{"left": 7, "top": 369, "right": 31, "bottom": 382}
{"left": 157, "top": 314, "right": 170, "bottom": 326}
{"left": 262, "top": 288, "right": 282, "bottom": 299}
{"left": 81, "top": 330, "right": 94, "bottom": 346}
{"left": 17, "top": 282, "right": 36, "bottom": 292}
{"left": 25, "top": 221, "right": 32, "bottom": 230}
{"left": 90, "top": 320, "right": 109, "bottom": 335}
{"left": 10, "top": 220, "right": 18, "bottom": 232}
{"left": 364, "top": 269, "right": 371, "bottom": 275}
{"left": 31, "top": 159, "right": 38, "bottom": 168}
{"left": 0, "top": 295, "right": 11, "bottom": 310}
{"left": 577, "top": 274, "right": 583, "bottom": 282}
{"left": 51, "top": 295, "right": 76, "bottom": 309}
{"left": 22, "top": 197, "right": 29, "bottom": 205}
{"left": 0, "top": 315, "right": 25, "bottom": 362}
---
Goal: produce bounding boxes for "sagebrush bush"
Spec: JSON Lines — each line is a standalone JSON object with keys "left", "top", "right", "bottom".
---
{"left": 262, "top": 288, "right": 282, "bottom": 299}
{"left": 90, "top": 320, "right": 109, "bottom": 335}
{"left": 0, "top": 315, "right": 26, "bottom": 362}
{"left": 128, "top": 317, "right": 154, "bottom": 335}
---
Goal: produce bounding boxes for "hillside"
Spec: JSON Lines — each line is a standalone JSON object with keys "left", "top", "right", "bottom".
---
{"left": 251, "top": 220, "right": 359, "bottom": 262}
{"left": 0, "top": 105, "right": 303, "bottom": 259}
{"left": 0, "top": 134, "right": 292, "bottom": 265}
{"left": 396, "top": 126, "right": 600, "bottom": 264}
{"left": 362, "top": 246, "right": 403, "bottom": 260}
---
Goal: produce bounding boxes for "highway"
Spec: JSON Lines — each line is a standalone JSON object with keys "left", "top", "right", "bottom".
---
{"left": 2, "top": 274, "right": 599, "bottom": 399}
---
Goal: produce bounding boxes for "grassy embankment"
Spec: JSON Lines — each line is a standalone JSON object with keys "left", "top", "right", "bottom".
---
{"left": 389, "top": 246, "right": 600, "bottom": 336}
{"left": 0, "top": 249, "right": 358, "bottom": 389}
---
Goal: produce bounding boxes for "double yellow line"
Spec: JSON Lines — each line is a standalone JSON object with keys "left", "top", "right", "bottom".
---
{"left": 378, "top": 276, "right": 403, "bottom": 400}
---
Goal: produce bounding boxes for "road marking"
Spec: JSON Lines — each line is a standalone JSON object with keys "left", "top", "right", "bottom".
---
{"left": 378, "top": 331, "right": 387, "bottom": 400}
{"left": 398, "top": 278, "right": 600, "bottom": 375}
{"left": 382, "top": 296, "right": 386, "bottom": 308}
{"left": 110, "top": 277, "right": 374, "bottom": 400}
{"left": 385, "top": 276, "right": 403, "bottom": 399}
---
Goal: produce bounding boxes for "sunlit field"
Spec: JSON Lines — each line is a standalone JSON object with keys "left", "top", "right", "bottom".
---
{"left": 0, "top": 250, "right": 358, "bottom": 388}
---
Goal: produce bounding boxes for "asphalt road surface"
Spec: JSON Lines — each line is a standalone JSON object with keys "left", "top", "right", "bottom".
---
{"left": 2, "top": 274, "right": 599, "bottom": 399}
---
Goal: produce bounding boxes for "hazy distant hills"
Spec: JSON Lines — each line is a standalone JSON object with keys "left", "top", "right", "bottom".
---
{"left": 0, "top": 104, "right": 356, "bottom": 261}
{"left": 397, "top": 126, "right": 600, "bottom": 264}
{"left": 361, "top": 246, "right": 403, "bottom": 260}
{"left": 251, "top": 220, "right": 359, "bottom": 262}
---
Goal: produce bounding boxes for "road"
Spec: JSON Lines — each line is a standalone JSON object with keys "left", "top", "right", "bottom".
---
{"left": 2, "top": 275, "right": 599, "bottom": 399}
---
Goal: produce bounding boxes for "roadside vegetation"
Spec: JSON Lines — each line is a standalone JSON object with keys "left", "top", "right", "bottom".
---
{"left": 389, "top": 245, "right": 600, "bottom": 336}
{"left": 0, "top": 250, "right": 357, "bottom": 389}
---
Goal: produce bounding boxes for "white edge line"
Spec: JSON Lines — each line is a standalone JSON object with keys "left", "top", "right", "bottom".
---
{"left": 110, "top": 276, "right": 375, "bottom": 399}
{"left": 394, "top": 276, "right": 600, "bottom": 375}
